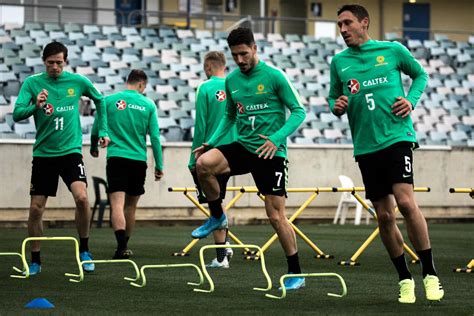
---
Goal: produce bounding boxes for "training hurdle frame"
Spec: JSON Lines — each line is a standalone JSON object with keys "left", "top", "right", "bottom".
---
{"left": 337, "top": 187, "right": 431, "bottom": 266}
{"left": 9, "top": 236, "right": 84, "bottom": 281}
{"left": 169, "top": 186, "right": 335, "bottom": 260}
{"left": 449, "top": 187, "right": 473, "bottom": 273}
{"left": 195, "top": 244, "right": 272, "bottom": 294}
{"left": 130, "top": 263, "right": 204, "bottom": 288}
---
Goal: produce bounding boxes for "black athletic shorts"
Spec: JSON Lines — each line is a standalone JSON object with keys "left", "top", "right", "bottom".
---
{"left": 30, "top": 153, "right": 87, "bottom": 196}
{"left": 106, "top": 157, "right": 147, "bottom": 196}
{"left": 356, "top": 142, "right": 416, "bottom": 201}
{"left": 190, "top": 169, "right": 230, "bottom": 204}
{"left": 216, "top": 142, "right": 288, "bottom": 196}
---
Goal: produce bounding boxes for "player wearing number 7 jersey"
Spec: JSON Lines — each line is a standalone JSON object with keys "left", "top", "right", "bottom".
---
{"left": 13, "top": 41, "right": 109, "bottom": 275}
{"left": 329, "top": 4, "right": 443, "bottom": 304}
{"left": 192, "top": 28, "right": 306, "bottom": 291}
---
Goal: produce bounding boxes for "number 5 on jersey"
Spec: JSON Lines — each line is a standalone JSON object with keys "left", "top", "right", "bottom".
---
{"left": 365, "top": 93, "right": 375, "bottom": 111}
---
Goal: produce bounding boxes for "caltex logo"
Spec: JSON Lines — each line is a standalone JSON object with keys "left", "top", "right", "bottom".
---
{"left": 347, "top": 79, "right": 360, "bottom": 94}
{"left": 215, "top": 90, "right": 226, "bottom": 102}
{"left": 43, "top": 103, "right": 54, "bottom": 115}
{"left": 236, "top": 102, "right": 244, "bottom": 114}
{"left": 115, "top": 100, "right": 127, "bottom": 110}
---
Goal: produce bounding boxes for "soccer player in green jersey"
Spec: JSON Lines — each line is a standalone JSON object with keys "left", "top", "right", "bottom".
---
{"left": 90, "top": 70, "right": 164, "bottom": 259}
{"left": 193, "top": 28, "right": 307, "bottom": 290}
{"left": 13, "top": 41, "right": 109, "bottom": 275}
{"left": 188, "top": 51, "right": 238, "bottom": 268}
{"left": 329, "top": 4, "right": 444, "bottom": 303}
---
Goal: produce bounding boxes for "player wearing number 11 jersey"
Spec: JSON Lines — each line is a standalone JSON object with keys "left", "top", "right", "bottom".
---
{"left": 329, "top": 4, "right": 443, "bottom": 304}
{"left": 13, "top": 42, "right": 109, "bottom": 275}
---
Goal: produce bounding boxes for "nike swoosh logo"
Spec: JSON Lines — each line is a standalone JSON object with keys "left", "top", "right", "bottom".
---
{"left": 402, "top": 174, "right": 411, "bottom": 178}
{"left": 79, "top": 176, "right": 86, "bottom": 179}
{"left": 341, "top": 66, "right": 352, "bottom": 72}
{"left": 272, "top": 187, "right": 280, "bottom": 191}
{"left": 231, "top": 90, "right": 239, "bottom": 94}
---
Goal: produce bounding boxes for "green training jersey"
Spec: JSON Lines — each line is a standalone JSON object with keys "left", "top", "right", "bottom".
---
{"left": 91, "top": 90, "right": 163, "bottom": 171}
{"left": 328, "top": 39, "right": 427, "bottom": 156}
{"left": 188, "top": 76, "right": 238, "bottom": 170}
{"left": 208, "top": 60, "right": 306, "bottom": 159}
{"left": 13, "top": 71, "right": 107, "bottom": 157}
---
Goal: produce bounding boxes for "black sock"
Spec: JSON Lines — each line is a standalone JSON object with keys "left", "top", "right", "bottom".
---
{"left": 114, "top": 230, "right": 127, "bottom": 251}
{"left": 31, "top": 251, "right": 41, "bottom": 265}
{"left": 208, "top": 198, "right": 223, "bottom": 219}
{"left": 391, "top": 253, "right": 412, "bottom": 281}
{"left": 216, "top": 242, "right": 226, "bottom": 262}
{"left": 286, "top": 253, "right": 301, "bottom": 274}
{"left": 79, "top": 237, "right": 89, "bottom": 253}
{"left": 126, "top": 236, "right": 130, "bottom": 243}
{"left": 417, "top": 248, "right": 437, "bottom": 277}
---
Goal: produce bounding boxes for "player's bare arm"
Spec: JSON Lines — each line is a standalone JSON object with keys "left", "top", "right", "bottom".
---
{"left": 391, "top": 96, "right": 412, "bottom": 118}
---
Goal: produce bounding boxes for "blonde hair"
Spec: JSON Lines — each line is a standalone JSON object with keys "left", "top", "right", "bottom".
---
{"left": 204, "top": 51, "right": 226, "bottom": 69}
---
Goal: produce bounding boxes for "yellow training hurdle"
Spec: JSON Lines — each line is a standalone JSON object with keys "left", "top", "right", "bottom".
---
{"left": 10, "top": 236, "right": 84, "bottom": 281}
{"left": 449, "top": 187, "right": 473, "bottom": 273}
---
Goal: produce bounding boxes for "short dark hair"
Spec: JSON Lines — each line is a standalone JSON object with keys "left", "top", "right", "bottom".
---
{"left": 127, "top": 69, "right": 148, "bottom": 84}
{"left": 42, "top": 41, "right": 68, "bottom": 61}
{"left": 337, "top": 4, "right": 370, "bottom": 23}
{"left": 204, "top": 51, "right": 226, "bottom": 68}
{"left": 227, "top": 27, "right": 255, "bottom": 47}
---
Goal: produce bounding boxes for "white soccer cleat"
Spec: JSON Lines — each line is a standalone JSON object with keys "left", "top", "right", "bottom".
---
{"left": 206, "top": 257, "right": 230, "bottom": 268}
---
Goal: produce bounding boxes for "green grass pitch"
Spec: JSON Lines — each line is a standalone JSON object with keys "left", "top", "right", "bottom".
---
{"left": 0, "top": 224, "right": 472, "bottom": 314}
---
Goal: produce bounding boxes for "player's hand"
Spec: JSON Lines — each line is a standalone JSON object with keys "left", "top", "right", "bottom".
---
{"left": 155, "top": 169, "right": 164, "bottom": 181}
{"left": 333, "top": 95, "right": 348, "bottom": 116}
{"left": 391, "top": 97, "right": 412, "bottom": 118}
{"left": 256, "top": 135, "right": 277, "bottom": 159}
{"left": 193, "top": 143, "right": 209, "bottom": 160}
{"left": 99, "top": 137, "right": 110, "bottom": 148}
{"left": 36, "top": 89, "right": 48, "bottom": 108}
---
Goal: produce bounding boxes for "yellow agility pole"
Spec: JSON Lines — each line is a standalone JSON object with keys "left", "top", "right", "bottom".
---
{"left": 248, "top": 188, "right": 334, "bottom": 260}
{"left": 168, "top": 186, "right": 251, "bottom": 256}
{"left": 337, "top": 187, "right": 430, "bottom": 266}
{"left": 194, "top": 244, "right": 272, "bottom": 294}
{"left": 449, "top": 188, "right": 473, "bottom": 273}
{"left": 67, "top": 259, "right": 141, "bottom": 283}
{"left": 130, "top": 263, "right": 204, "bottom": 288}
{"left": 266, "top": 272, "right": 348, "bottom": 300}
{"left": 11, "top": 236, "right": 83, "bottom": 281}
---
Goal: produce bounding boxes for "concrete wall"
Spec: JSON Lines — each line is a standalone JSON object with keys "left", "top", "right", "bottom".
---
{"left": 1, "top": 141, "right": 472, "bottom": 220}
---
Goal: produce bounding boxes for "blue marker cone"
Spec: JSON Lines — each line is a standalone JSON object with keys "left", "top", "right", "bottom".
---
{"left": 25, "top": 298, "right": 55, "bottom": 309}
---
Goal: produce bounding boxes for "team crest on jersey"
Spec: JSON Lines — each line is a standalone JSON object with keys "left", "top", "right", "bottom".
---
{"left": 375, "top": 55, "right": 388, "bottom": 67}
{"left": 347, "top": 79, "right": 360, "bottom": 94}
{"left": 256, "top": 84, "right": 267, "bottom": 94}
{"left": 215, "top": 90, "right": 226, "bottom": 102}
{"left": 43, "top": 103, "right": 54, "bottom": 115}
{"left": 236, "top": 102, "right": 244, "bottom": 114}
{"left": 67, "top": 88, "right": 76, "bottom": 97}
{"left": 115, "top": 100, "right": 127, "bottom": 110}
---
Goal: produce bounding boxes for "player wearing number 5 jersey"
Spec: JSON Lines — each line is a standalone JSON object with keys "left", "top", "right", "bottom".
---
{"left": 13, "top": 42, "right": 109, "bottom": 275}
{"left": 329, "top": 5, "right": 444, "bottom": 304}
{"left": 193, "top": 28, "right": 306, "bottom": 291}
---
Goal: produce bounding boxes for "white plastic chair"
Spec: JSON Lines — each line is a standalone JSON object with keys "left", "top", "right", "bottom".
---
{"left": 333, "top": 175, "right": 370, "bottom": 225}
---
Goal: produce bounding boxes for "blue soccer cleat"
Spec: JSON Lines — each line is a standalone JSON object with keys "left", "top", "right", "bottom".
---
{"left": 191, "top": 214, "right": 228, "bottom": 239}
{"left": 23, "top": 262, "right": 41, "bottom": 276}
{"left": 279, "top": 275, "right": 306, "bottom": 291}
{"left": 80, "top": 251, "right": 95, "bottom": 273}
